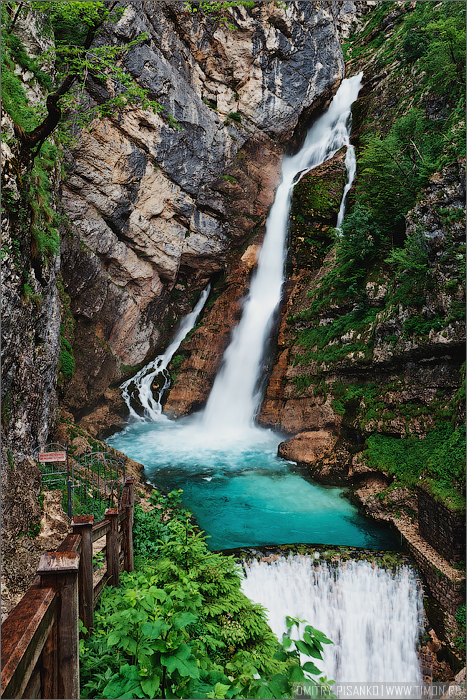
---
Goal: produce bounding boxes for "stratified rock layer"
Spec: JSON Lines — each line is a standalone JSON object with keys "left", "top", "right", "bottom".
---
{"left": 60, "top": 0, "right": 347, "bottom": 422}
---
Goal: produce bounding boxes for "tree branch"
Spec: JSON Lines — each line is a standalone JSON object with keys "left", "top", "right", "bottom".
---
{"left": 10, "top": 2, "right": 24, "bottom": 30}
{"left": 17, "top": 6, "right": 109, "bottom": 152}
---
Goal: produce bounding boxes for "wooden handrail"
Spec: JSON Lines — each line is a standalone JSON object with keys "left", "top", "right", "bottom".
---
{"left": 56, "top": 533, "right": 81, "bottom": 553}
{"left": 1, "top": 586, "right": 56, "bottom": 699}
{"left": 1, "top": 477, "right": 135, "bottom": 699}
{"left": 92, "top": 519, "right": 110, "bottom": 542}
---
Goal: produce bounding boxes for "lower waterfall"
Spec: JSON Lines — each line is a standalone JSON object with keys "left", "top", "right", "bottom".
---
{"left": 241, "top": 556, "right": 424, "bottom": 685}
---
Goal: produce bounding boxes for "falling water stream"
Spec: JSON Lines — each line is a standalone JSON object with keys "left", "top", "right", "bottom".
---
{"left": 241, "top": 557, "right": 424, "bottom": 685}
{"left": 120, "top": 284, "right": 211, "bottom": 421}
{"left": 108, "top": 73, "right": 423, "bottom": 683}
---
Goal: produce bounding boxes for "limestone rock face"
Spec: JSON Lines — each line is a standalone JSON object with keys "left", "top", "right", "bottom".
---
{"left": 1, "top": 19, "right": 61, "bottom": 545}
{"left": 278, "top": 429, "right": 335, "bottom": 462}
{"left": 61, "top": 0, "right": 346, "bottom": 422}
{"left": 164, "top": 233, "right": 262, "bottom": 416}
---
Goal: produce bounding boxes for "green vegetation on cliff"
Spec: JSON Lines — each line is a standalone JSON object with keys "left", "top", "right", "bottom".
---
{"left": 285, "top": 1, "right": 466, "bottom": 511}
{"left": 364, "top": 425, "right": 466, "bottom": 512}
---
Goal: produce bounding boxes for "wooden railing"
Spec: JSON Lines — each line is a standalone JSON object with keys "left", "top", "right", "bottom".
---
{"left": 1, "top": 477, "right": 135, "bottom": 699}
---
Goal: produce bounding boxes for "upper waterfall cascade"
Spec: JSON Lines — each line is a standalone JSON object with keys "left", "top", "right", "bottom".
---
{"left": 201, "top": 73, "right": 363, "bottom": 434}
{"left": 121, "top": 73, "right": 362, "bottom": 431}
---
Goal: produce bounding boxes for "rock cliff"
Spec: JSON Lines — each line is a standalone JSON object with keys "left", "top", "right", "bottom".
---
{"left": 1, "top": 12, "right": 61, "bottom": 546}
{"left": 60, "top": 0, "right": 350, "bottom": 423}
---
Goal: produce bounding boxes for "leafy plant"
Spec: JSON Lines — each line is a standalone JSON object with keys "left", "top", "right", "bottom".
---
{"left": 80, "top": 492, "right": 335, "bottom": 698}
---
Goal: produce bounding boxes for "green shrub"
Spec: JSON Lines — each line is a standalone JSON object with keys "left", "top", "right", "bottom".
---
{"left": 364, "top": 426, "right": 465, "bottom": 511}
{"left": 80, "top": 490, "right": 335, "bottom": 698}
{"left": 59, "top": 337, "right": 75, "bottom": 379}
{"left": 339, "top": 204, "right": 384, "bottom": 262}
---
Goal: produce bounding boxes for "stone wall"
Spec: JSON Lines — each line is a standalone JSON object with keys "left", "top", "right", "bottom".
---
{"left": 417, "top": 488, "right": 466, "bottom": 566}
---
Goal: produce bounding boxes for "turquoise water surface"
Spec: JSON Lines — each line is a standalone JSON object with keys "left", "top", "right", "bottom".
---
{"left": 107, "top": 418, "right": 400, "bottom": 552}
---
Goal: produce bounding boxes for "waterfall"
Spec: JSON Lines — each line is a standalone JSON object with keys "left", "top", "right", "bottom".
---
{"left": 241, "top": 556, "right": 423, "bottom": 685}
{"left": 120, "top": 284, "right": 210, "bottom": 421}
{"left": 336, "top": 144, "right": 357, "bottom": 230}
{"left": 201, "top": 73, "right": 363, "bottom": 433}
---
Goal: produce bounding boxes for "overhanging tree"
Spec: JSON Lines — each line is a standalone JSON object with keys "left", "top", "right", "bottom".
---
{"left": 2, "top": 1, "right": 168, "bottom": 158}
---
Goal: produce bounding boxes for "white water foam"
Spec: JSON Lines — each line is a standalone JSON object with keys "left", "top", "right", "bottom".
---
{"left": 120, "top": 284, "right": 210, "bottom": 421}
{"left": 241, "top": 556, "right": 423, "bottom": 686}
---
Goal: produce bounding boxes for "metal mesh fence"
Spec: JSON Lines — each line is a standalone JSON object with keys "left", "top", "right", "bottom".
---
{"left": 36, "top": 443, "right": 126, "bottom": 519}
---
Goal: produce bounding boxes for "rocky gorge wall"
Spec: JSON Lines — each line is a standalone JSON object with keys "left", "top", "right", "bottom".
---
{"left": 1, "top": 12, "right": 61, "bottom": 549}
{"left": 0, "top": 0, "right": 360, "bottom": 600}
{"left": 59, "top": 0, "right": 359, "bottom": 425}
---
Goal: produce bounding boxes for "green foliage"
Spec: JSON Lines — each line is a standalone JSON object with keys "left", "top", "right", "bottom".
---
{"left": 357, "top": 109, "right": 443, "bottom": 239}
{"left": 363, "top": 426, "right": 466, "bottom": 511}
{"left": 455, "top": 604, "right": 466, "bottom": 653}
{"left": 81, "top": 492, "right": 335, "bottom": 698}
{"left": 169, "top": 353, "right": 186, "bottom": 378}
{"left": 59, "top": 337, "right": 75, "bottom": 379}
{"left": 401, "top": 30, "right": 428, "bottom": 63}
{"left": 184, "top": 0, "right": 255, "bottom": 30}
{"left": 294, "top": 305, "right": 378, "bottom": 367}
{"left": 27, "top": 519, "right": 41, "bottom": 537}
{"left": 1, "top": 49, "right": 40, "bottom": 131}
{"left": 339, "top": 204, "right": 384, "bottom": 262}
{"left": 385, "top": 226, "right": 430, "bottom": 305}
{"left": 227, "top": 111, "right": 242, "bottom": 123}
{"left": 21, "top": 282, "right": 42, "bottom": 308}
{"left": 419, "top": 10, "right": 466, "bottom": 100}
{"left": 6, "top": 449, "right": 15, "bottom": 470}
{"left": 1, "top": 2, "right": 176, "bottom": 151}
{"left": 402, "top": 314, "right": 443, "bottom": 339}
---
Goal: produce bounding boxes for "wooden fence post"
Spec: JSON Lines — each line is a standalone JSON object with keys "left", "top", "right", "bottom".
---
{"left": 37, "top": 551, "right": 80, "bottom": 699}
{"left": 105, "top": 509, "right": 119, "bottom": 587}
{"left": 123, "top": 478, "right": 134, "bottom": 573}
{"left": 72, "top": 514, "right": 94, "bottom": 633}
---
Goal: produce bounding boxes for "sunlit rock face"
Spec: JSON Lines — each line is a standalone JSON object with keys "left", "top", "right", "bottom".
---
{"left": 60, "top": 0, "right": 346, "bottom": 420}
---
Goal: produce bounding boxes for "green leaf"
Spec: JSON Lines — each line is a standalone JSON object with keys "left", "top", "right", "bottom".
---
{"left": 172, "top": 611, "right": 198, "bottom": 630}
{"left": 305, "top": 626, "right": 333, "bottom": 644}
{"left": 267, "top": 674, "right": 289, "bottom": 698}
{"left": 213, "top": 681, "right": 231, "bottom": 698}
{"left": 107, "top": 631, "right": 123, "bottom": 647}
{"left": 288, "top": 665, "right": 306, "bottom": 682}
{"left": 257, "top": 684, "right": 275, "bottom": 698}
{"left": 102, "top": 664, "right": 142, "bottom": 698}
{"left": 161, "top": 644, "right": 200, "bottom": 679}
{"left": 141, "top": 675, "right": 161, "bottom": 697}
{"left": 303, "top": 661, "right": 322, "bottom": 676}
{"left": 294, "top": 639, "right": 319, "bottom": 657}
{"left": 141, "top": 620, "right": 167, "bottom": 639}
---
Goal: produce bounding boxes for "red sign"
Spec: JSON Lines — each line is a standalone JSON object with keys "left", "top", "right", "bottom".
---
{"left": 39, "top": 451, "right": 66, "bottom": 463}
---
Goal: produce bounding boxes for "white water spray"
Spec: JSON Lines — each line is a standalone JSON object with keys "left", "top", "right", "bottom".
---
{"left": 121, "top": 284, "right": 210, "bottom": 421}
{"left": 241, "top": 556, "right": 423, "bottom": 686}
{"left": 201, "top": 73, "right": 363, "bottom": 433}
